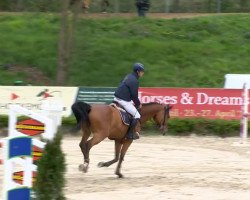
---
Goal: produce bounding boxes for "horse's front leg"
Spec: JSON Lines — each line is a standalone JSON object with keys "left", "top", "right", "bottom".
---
{"left": 115, "top": 139, "right": 133, "bottom": 178}
{"left": 98, "top": 140, "right": 122, "bottom": 167}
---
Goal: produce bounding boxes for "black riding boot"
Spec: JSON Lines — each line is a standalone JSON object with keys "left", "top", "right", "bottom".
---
{"left": 127, "top": 118, "right": 140, "bottom": 140}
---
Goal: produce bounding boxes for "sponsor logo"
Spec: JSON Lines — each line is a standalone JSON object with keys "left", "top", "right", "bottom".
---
{"left": 196, "top": 92, "right": 243, "bottom": 105}
{"left": 139, "top": 92, "right": 178, "bottom": 104}
{"left": 11, "top": 93, "right": 19, "bottom": 100}
{"left": 36, "top": 89, "right": 62, "bottom": 100}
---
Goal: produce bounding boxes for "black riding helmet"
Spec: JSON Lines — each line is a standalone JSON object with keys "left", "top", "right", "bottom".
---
{"left": 133, "top": 63, "right": 145, "bottom": 72}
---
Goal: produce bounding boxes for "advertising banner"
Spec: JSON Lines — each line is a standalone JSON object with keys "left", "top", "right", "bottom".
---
{"left": 0, "top": 86, "right": 78, "bottom": 116}
{"left": 1, "top": 86, "right": 247, "bottom": 120}
{"left": 139, "top": 88, "right": 246, "bottom": 120}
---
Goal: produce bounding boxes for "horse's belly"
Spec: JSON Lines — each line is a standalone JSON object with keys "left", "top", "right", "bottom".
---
{"left": 108, "top": 125, "right": 128, "bottom": 140}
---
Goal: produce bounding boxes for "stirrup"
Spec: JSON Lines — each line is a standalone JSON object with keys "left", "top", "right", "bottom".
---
{"left": 133, "top": 132, "right": 140, "bottom": 140}
{"left": 127, "top": 131, "right": 140, "bottom": 140}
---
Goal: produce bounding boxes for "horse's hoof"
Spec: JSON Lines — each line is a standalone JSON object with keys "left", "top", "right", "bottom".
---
{"left": 78, "top": 164, "right": 88, "bottom": 173}
{"left": 78, "top": 164, "right": 85, "bottom": 172}
{"left": 115, "top": 172, "right": 124, "bottom": 178}
{"left": 98, "top": 162, "right": 105, "bottom": 167}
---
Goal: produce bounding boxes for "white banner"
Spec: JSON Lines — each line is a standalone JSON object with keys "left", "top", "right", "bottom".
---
{"left": 0, "top": 86, "right": 78, "bottom": 116}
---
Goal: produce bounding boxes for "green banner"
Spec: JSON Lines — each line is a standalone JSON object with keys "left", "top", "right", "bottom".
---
{"left": 76, "top": 87, "right": 115, "bottom": 104}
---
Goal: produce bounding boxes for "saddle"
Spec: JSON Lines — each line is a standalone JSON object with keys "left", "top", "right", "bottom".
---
{"left": 110, "top": 102, "right": 133, "bottom": 126}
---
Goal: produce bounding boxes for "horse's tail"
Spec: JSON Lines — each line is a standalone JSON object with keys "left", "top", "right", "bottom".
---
{"left": 71, "top": 101, "right": 91, "bottom": 131}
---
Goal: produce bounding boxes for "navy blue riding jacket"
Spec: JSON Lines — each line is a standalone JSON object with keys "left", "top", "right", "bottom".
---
{"left": 114, "top": 72, "right": 141, "bottom": 107}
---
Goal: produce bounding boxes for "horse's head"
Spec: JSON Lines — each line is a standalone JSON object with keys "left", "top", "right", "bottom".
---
{"left": 141, "top": 103, "right": 173, "bottom": 135}
{"left": 154, "top": 104, "right": 173, "bottom": 135}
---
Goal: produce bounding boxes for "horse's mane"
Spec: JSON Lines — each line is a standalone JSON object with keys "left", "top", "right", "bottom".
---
{"left": 142, "top": 102, "right": 161, "bottom": 106}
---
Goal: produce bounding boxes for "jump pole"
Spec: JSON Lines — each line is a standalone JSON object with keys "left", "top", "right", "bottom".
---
{"left": 0, "top": 140, "right": 3, "bottom": 164}
{"left": 1, "top": 105, "right": 56, "bottom": 200}
{"left": 239, "top": 83, "right": 249, "bottom": 144}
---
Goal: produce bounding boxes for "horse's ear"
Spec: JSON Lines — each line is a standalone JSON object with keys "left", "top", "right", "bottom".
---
{"left": 166, "top": 104, "right": 173, "bottom": 110}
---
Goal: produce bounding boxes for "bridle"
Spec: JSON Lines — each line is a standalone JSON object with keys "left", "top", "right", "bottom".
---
{"left": 137, "top": 103, "right": 172, "bottom": 134}
{"left": 160, "top": 104, "right": 171, "bottom": 135}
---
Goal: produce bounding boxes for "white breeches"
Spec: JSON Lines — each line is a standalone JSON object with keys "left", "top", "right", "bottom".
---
{"left": 114, "top": 97, "right": 141, "bottom": 119}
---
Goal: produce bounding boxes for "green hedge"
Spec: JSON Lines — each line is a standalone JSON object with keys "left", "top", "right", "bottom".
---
{"left": 34, "top": 132, "right": 66, "bottom": 200}
{"left": 0, "top": 115, "right": 243, "bottom": 137}
{"left": 168, "top": 118, "right": 240, "bottom": 137}
{"left": 0, "top": 115, "right": 8, "bottom": 128}
{"left": 139, "top": 118, "right": 241, "bottom": 137}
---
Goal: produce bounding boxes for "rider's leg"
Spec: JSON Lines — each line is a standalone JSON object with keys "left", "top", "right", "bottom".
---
{"left": 127, "top": 118, "right": 140, "bottom": 139}
{"left": 114, "top": 98, "right": 140, "bottom": 117}
{"left": 113, "top": 98, "right": 141, "bottom": 139}
{"left": 126, "top": 106, "right": 141, "bottom": 139}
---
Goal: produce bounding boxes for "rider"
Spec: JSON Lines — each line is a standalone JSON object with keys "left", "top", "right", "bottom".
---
{"left": 135, "top": 0, "right": 150, "bottom": 17}
{"left": 114, "top": 62, "right": 145, "bottom": 140}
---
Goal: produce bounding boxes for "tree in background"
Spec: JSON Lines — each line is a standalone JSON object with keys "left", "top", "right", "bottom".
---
{"left": 207, "top": 0, "right": 213, "bottom": 12}
{"left": 0, "top": 0, "right": 10, "bottom": 11}
{"left": 172, "top": 0, "right": 180, "bottom": 12}
{"left": 240, "top": 0, "right": 249, "bottom": 12}
{"left": 56, "top": 0, "right": 81, "bottom": 85}
{"left": 1, "top": 0, "right": 250, "bottom": 13}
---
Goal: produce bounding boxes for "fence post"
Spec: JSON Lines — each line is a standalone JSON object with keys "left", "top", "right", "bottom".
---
{"left": 240, "top": 83, "right": 249, "bottom": 144}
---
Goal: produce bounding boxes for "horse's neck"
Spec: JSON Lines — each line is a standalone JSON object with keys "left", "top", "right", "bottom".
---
{"left": 140, "top": 115, "right": 152, "bottom": 124}
{"left": 141, "top": 105, "right": 161, "bottom": 123}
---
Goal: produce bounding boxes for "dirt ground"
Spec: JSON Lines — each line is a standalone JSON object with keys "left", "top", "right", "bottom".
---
{"left": 1, "top": 135, "right": 250, "bottom": 200}
{"left": 63, "top": 135, "right": 250, "bottom": 200}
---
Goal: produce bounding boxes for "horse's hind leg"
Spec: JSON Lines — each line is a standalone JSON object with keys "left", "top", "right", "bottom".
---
{"left": 115, "top": 139, "right": 133, "bottom": 178}
{"left": 98, "top": 140, "right": 122, "bottom": 167}
{"left": 79, "top": 132, "right": 107, "bottom": 173}
{"left": 79, "top": 128, "right": 91, "bottom": 173}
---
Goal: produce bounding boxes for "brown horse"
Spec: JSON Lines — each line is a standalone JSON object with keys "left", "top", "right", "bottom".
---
{"left": 71, "top": 101, "right": 172, "bottom": 178}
